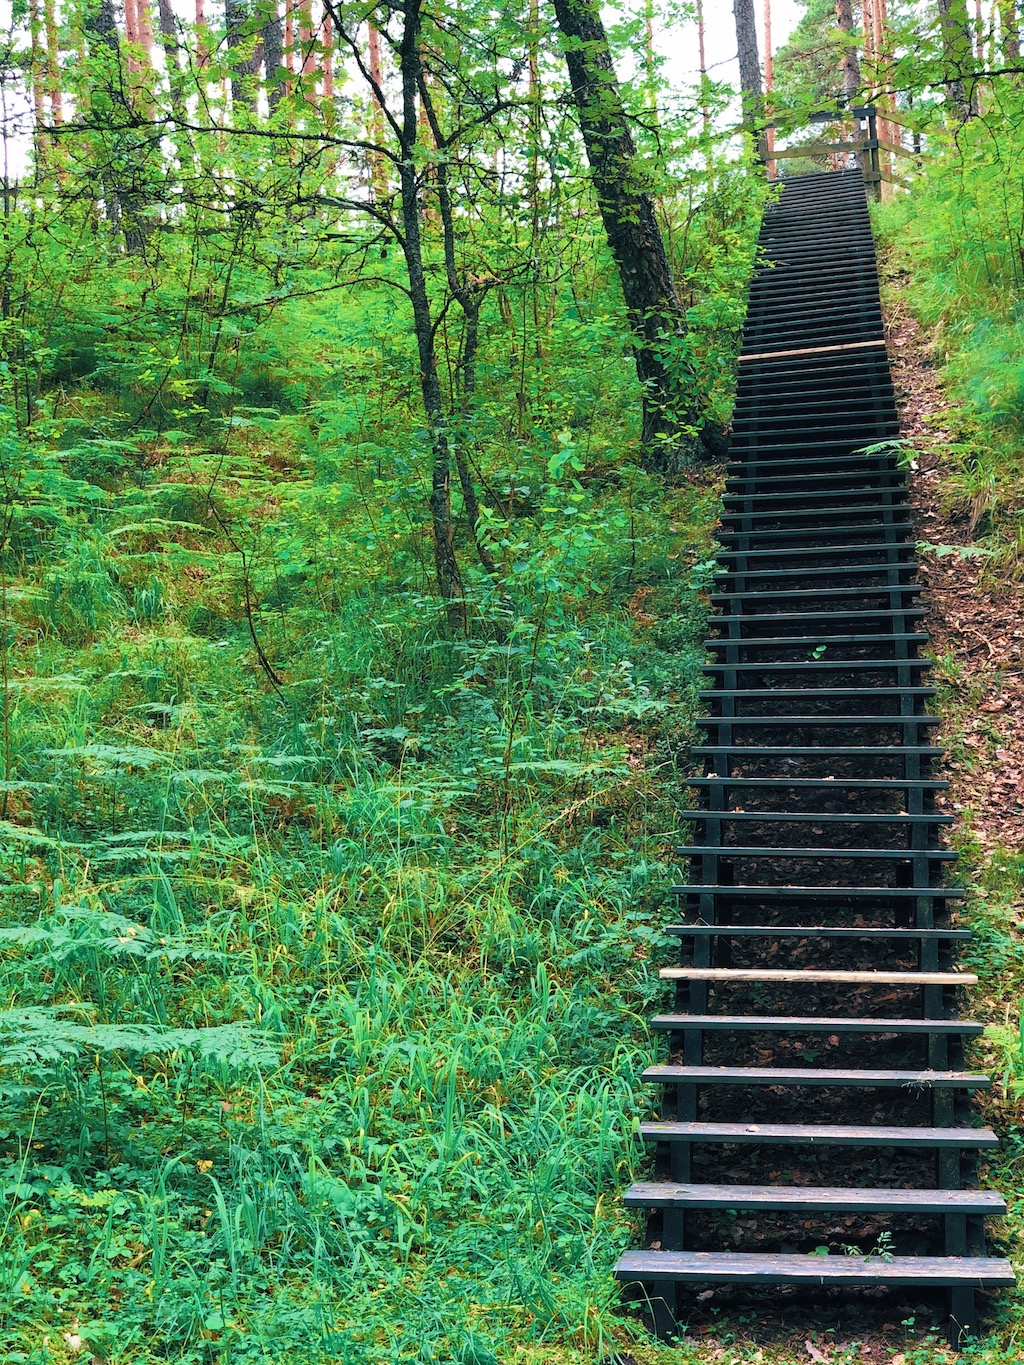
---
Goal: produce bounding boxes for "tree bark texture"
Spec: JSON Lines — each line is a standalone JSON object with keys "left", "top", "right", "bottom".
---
{"left": 262, "top": 3, "right": 284, "bottom": 109}
{"left": 999, "top": 0, "right": 1020, "bottom": 61}
{"left": 733, "top": 0, "right": 766, "bottom": 158}
{"left": 552, "top": 0, "right": 707, "bottom": 472}
{"left": 396, "top": 0, "right": 464, "bottom": 622}
{"left": 226, "top": 0, "right": 260, "bottom": 111}
{"left": 835, "top": 0, "right": 861, "bottom": 97}
{"left": 938, "top": 0, "right": 980, "bottom": 117}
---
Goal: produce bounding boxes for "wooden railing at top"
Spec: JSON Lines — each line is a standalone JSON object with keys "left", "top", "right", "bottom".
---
{"left": 768, "top": 106, "right": 926, "bottom": 197}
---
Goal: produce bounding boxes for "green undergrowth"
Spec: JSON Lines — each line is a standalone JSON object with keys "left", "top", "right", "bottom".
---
{"left": 876, "top": 98, "right": 1024, "bottom": 578}
{"left": 0, "top": 180, "right": 755, "bottom": 1358}
{"left": 880, "top": 129, "right": 1024, "bottom": 1348}
{"left": 0, "top": 460, "right": 721, "bottom": 1362}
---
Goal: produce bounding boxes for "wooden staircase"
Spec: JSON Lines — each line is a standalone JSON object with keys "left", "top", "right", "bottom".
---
{"left": 615, "top": 168, "right": 1014, "bottom": 1343}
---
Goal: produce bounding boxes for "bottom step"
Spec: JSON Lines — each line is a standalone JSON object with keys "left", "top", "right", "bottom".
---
{"left": 615, "top": 1250, "right": 1015, "bottom": 1287}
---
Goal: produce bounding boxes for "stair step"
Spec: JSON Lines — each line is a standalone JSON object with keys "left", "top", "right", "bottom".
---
{"left": 717, "top": 542, "right": 915, "bottom": 560}
{"left": 649, "top": 1015, "right": 984, "bottom": 1036}
{"left": 698, "top": 688, "right": 936, "bottom": 700}
{"left": 708, "top": 610, "right": 926, "bottom": 627}
{"left": 706, "top": 630, "right": 928, "bottom": 647}
{"left": 711, "top": 587, "right": 923, "bottom": 606}
{"left": 660, "top": 968, "right": 975, "bottom": 985}
{"left": 683, "top": 776, "right": 949, "bottom": 790}
{"left": 642, "top": 1065, "right": 989, "bottom": 1089}
{"left": 695, "top": 714, "right": 940, "bottom": 727}
{"left": 675, "top": 846, "right": 956, "bottom": 862}
{"left": 671, "top": 884, "right": 964, "bottom": 899}
{"left": 702, "top": 660, "right": 933, "bottom": 675}
{"left": 623, "top": 1183, "right": 1006, "bottom": 1213}
{"left": 677, "top": 811, "right": 953, "bottom": 826}
{"left": 691, "top": 745, "right": 944, "bottom": 757}
{"left": 718, "top": 520, "right": 912, "bottom": 541}
{"left": 614, "top": 1251, "right": 1015, "bottom": 1287}
{"left": 690, "top": 748, "right": 944, "bottom": 758}
{"left": 665, "top": 925, "right": 968, "bottom": 940}
{"left": 639, "top": 1121, "right": 999, "bottom": 1149}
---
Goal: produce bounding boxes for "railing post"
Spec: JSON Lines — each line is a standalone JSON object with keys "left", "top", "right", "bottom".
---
{"left": 865, "top": 105, "right": 882, "bottom": 201}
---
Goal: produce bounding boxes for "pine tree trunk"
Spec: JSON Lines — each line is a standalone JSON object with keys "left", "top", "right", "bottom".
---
{"left": 733, "top": 0, "right": 766, "bottom": 158}
{"left": 763, "top": 0, "right": 775, "bottom": 175}
{"left": 937, "top": 0, "right": 980, "bottom": 116}
{"left": 43, "top": 0, "right": 63, "bottom": 124}
{"left": 28, "top": 0, "right": 48, "bottom": 173}
{"left": 322, "top": 10, "right": 334, "bottom": 103}
{"left": 367, "top": 23, "right": 388, "bottom": 196}
{"left": 836, "top": 0, "right": 860, "bottom": 97}
{"left": 1000, "top": 0, "right": 1020, "bottom": 61}
{"left": 552, "top": 0, "right": 710, "bottom": 471}
{"left": 299, "top": 6, "right": 316, "bottom": 100}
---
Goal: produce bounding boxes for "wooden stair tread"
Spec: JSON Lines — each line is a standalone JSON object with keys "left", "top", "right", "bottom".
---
{"left": 614, "top": 1250, "right": 1015, "bottom": 1286}
{"left": 660, "top": 968, "right": 976, "bottom": 985}
{"left": 640, "top": 1121, "right": 999, "bottom": 1148}
{"left": 623, "top": 1183, "right": 1007, "bottom": 1213}
{"left": 665, "top": 925, "right": 970, "bottom": 939}
{"left": 649, "top": 1015, "right": 984, "bottom": 1035}
{"left": 671, "top": 884, "right": 965, "bottom": 897}
{"left": 675, "top": 845, "right": 955, "bottom": 860}
{"left": 642, "top": 1065, "right": 989, "bottom": 1088}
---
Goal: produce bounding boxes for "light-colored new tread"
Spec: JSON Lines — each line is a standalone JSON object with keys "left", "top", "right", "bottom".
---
{"left": 660, "top": 968, "right": 976, "bottom": 985}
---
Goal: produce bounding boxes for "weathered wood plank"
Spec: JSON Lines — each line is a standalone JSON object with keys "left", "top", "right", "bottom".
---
{"left": 641, "top": 1065, "right": 990, "bottom": 1088}
{"left": 614, "top": 1251, "right": 1016, "bottom": 1286}
{"left": 639, "top": 1121, "right": 999, "bottom": 1148}
{"left": 622, "top": 1183, "right": 1006, "bottom": 1213}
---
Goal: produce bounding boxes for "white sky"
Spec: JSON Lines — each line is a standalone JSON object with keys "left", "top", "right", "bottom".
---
{"left": 671, "top": 0, "right": 802, "bottom": 84}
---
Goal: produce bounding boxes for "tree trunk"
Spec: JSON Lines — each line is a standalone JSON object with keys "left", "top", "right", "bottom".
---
{"left": 733, "top": 0, "right": 766, "bottom": 158}
{"left": 283, "top": 0, "right": 294, "bottom": 95}
{"left": 299, "top": 6, "right": 316, "bottom": 99}
{"left": 835, "top": 0, "right": 860, "bottom": 97}
{"left": 937, "top": 0, "right": 980, "bottom": 117}
{"left": 1000, "top": 0, "right": 1020, "bottom": 62}
{"left": 396, "top": 0, "right": 464, "bottom": 622}
{"left": 763, "top": 0, "right": 775, "bottom": 176}
{"left": 696, "top": 0, "right": 710, "bottom": 135}
{"left": 226, "top": 0, "right": 260, "bottom": 112}
{"left": 263, "top": 2, "right": 284, "bottom": 110}
{"left": 28, "top": 0, "right": 48, "bottom": 173}
{"left": 367, "top": 24, "right": 388, "bottom": 195}
{"left": 322, "top": 9, "right": 334, "bottom": 103}
{"left": 195, "top": 0, "right": 209, "bottom": 68}
{"left": 43, "top": 0, "right": 63, "bottom": 124}
{"left": 552, "top": 0, "right": 713, "bottom": 472}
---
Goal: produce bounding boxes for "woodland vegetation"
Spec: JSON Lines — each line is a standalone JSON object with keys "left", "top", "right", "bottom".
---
{"left": 1, "top": 0, "right": 1024, "bottom": 1360}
